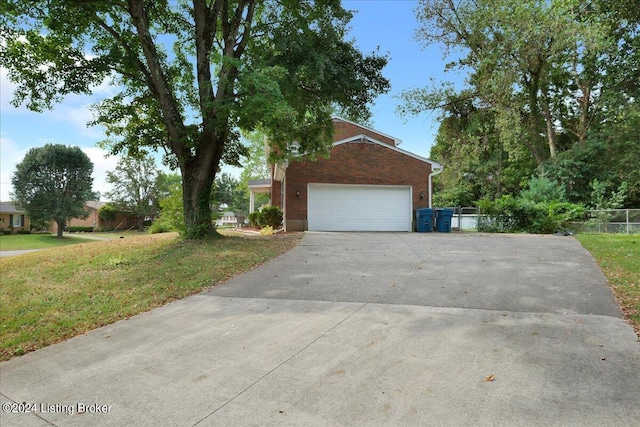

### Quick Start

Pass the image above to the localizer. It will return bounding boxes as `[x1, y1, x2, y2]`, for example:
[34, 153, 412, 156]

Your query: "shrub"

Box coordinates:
[478, 196, 584, 234]
[257, 206, 283, 228]
[259, 225, 274, 236]
[68, 226, 94, 233]
[17, 230, 32, 235]
[248, 212, 260, 228]
[148, 220, 174, 234]
[520, 175, 567, 203]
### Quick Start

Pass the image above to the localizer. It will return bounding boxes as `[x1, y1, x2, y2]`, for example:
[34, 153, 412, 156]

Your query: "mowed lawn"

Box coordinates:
[576, 234, 640, 337]
[0, 233, 100, 250]
[0, 232, 302, 361]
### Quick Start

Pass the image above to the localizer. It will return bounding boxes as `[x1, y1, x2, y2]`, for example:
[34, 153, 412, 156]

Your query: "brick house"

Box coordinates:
[49, 201, 134, 234]
[250, 117, 443, 232]
[0, 202, 30, 233]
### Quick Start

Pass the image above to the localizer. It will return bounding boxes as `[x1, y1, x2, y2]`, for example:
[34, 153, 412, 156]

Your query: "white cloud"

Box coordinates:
[0, 67, 29, 114]
[0, 138, 119, 202]
[51, 103, 105, 140]
[0, 136, 29, 201]
[82, 147, 120, 200]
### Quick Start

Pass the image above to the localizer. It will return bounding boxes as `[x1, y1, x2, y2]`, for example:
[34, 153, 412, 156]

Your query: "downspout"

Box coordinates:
[427, 162, 444, 209]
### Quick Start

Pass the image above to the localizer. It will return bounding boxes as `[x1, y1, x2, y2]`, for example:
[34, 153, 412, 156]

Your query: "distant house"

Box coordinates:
[48, 201, 134, 234]
[0, 202, 30, 233]
[216, 211, 237, 227]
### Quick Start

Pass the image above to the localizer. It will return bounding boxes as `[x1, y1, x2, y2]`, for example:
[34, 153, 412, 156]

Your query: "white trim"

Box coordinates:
[331, 116, 403, 145]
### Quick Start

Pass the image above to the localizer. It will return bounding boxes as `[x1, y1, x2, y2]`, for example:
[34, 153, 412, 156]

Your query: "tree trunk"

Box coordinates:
[541, 97, 558, 158]
[181, 156, 220, 239]
[56, 219, 65, 238]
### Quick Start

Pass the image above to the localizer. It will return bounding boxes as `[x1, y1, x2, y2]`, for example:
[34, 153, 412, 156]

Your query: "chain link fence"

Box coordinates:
[568, 209, 640, 234]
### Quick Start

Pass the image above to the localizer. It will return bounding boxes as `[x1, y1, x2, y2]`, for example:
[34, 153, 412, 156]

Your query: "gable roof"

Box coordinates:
[332, 134, 443, 169]
[85, 201, 107, 210]
[331, 116, 403, 146]
[0, 202, 24, 213]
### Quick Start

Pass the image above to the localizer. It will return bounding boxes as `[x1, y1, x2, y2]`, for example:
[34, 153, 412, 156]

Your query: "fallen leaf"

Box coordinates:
[485, 375, 495, 382]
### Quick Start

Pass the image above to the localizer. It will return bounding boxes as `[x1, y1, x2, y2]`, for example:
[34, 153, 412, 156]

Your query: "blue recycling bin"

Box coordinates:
[416, 208, 433, 232]
[435, 208, 454, 232]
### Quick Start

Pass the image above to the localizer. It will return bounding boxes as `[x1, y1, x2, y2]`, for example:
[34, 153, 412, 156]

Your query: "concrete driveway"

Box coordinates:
[1, 232, 639, 426]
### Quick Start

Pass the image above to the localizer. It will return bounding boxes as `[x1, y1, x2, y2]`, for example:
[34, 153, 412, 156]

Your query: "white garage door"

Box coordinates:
[308, 184, 412, 231]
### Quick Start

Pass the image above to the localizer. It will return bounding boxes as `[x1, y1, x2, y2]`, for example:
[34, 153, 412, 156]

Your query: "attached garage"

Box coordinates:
[307, 183, 412, 232]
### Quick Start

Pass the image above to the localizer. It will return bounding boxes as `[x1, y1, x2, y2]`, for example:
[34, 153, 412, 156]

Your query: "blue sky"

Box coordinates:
[0, 1, 463, 202]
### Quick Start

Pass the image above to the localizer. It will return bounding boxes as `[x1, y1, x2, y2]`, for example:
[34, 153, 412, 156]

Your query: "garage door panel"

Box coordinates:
[308, 184, 411, 232]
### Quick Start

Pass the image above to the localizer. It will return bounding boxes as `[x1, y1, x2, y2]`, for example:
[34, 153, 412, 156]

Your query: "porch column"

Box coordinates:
[249, 190, 256, 213]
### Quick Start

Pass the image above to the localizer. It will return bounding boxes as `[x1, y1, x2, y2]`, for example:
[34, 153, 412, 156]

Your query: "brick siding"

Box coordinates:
[284, 142, 432, 222]
[332, 120, 397, 146]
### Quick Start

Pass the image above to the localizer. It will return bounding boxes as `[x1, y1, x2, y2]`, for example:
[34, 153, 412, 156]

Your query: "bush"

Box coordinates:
[257, 206, 283, 228]
[478, 196, 584, 234]
[17, 230, 32, 235]
[148, 220, 174, 234]
[248, 212, 260, 228]
[259, 225, 274, 236]
[68, 226, 94, 233]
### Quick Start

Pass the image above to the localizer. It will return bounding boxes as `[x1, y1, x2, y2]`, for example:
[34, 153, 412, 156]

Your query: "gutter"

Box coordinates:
[428, 162, 444, 209]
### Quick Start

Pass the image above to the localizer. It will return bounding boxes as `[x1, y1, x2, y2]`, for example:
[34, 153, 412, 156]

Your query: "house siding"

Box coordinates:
[49, 207, 132, 233]
[0, 204, 31, 233]
[283, 142, 432, 230]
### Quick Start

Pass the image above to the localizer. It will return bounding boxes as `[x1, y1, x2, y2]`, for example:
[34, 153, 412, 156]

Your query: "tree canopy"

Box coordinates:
[11, 144, 94, 237]
[106, 153, 160, 230]
[1, 0, 390, 238]
[402, 0, 640, 207]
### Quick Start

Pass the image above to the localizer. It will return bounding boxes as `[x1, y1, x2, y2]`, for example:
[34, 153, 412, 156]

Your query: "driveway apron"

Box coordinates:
[1, 232, 639, 426]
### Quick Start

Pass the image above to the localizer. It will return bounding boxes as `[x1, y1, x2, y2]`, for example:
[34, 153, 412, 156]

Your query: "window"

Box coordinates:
[12, 215, 22, 227]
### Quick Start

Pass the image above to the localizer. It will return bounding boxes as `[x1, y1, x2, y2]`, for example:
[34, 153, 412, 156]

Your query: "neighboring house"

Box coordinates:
[250, 117, 443, 232]
[0, 202, 30, 233]
[216, 211, 238, 227]
[49, 201, 134, 234]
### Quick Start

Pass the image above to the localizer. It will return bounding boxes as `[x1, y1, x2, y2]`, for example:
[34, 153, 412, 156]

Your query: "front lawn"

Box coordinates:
[0, 233, 99, 250]
[576, 234, 640, 338]
[0, 232, 302, 360]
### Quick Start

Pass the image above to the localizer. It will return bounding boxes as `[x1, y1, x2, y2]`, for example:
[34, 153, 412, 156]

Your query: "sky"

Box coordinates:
[0, 0, 463, 202]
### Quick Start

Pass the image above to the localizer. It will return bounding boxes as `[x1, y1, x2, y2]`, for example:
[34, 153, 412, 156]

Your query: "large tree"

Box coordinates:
[403, 0, 631, 165]
[402, 0, 639, 206]
[106, 154, 159, 231]
[11, 144, 94, 237]
[1, 0, 389, 238]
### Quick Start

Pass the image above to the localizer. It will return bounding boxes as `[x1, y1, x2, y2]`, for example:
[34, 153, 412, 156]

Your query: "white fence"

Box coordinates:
[446, 207, 480, 231]
[444, 207, 640, 234]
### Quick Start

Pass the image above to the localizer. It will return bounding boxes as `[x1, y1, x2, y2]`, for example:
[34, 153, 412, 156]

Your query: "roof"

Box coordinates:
[248, 179, 271, 187]
[85, 201, 107, 210]
[221, 211, 236, 217]
[0, 202, 24, 213]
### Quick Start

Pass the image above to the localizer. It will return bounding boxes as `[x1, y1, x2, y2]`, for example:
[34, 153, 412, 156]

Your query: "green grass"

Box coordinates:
[0, 233, 99, 250]
[576, 234, 640, 338]
[0, 232, 302, 360]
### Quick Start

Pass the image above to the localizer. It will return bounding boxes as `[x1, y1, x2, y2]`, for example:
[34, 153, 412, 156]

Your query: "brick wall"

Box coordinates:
[284, 142, 432, 223]
[332, 120, 397, 146]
